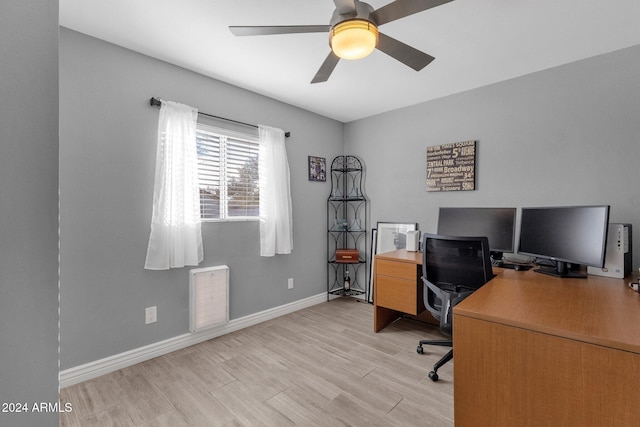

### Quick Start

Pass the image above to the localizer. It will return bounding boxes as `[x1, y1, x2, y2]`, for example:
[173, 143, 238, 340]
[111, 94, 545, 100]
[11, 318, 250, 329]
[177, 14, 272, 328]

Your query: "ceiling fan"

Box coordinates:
[229, 0, 454, 83]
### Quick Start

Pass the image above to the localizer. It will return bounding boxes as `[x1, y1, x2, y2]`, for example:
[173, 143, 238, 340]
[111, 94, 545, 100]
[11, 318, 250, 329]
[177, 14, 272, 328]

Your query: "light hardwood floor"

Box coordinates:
[60, 298, 454, 426]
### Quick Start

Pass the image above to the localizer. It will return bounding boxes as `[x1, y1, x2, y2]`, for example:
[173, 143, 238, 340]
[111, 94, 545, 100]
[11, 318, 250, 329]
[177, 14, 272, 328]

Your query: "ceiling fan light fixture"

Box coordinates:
[330, 19, 378, 60]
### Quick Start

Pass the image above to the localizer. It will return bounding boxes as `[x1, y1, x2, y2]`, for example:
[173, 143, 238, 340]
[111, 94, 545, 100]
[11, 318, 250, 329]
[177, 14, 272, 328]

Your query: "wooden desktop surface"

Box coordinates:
[374, 251, 640, 352]
[453, 268, 640, 426]
[375, 249, 422, 265]
[454, 268, 640, 353]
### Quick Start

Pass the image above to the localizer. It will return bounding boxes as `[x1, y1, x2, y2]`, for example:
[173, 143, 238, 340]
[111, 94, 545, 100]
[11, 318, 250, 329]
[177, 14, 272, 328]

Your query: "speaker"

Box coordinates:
[406, 230, 420, 252]
[587, 223, 632, 279]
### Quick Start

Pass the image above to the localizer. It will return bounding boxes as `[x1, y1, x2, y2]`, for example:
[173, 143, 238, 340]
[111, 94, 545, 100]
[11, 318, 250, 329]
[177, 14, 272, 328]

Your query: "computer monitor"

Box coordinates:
[518, 205, 610, 278]
[437, 207, 516, 261]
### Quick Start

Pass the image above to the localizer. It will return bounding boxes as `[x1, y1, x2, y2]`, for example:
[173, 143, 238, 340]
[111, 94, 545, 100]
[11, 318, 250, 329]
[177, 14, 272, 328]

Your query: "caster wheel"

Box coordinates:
[416, 345, 423, 354]
[428, 371, 439, 382]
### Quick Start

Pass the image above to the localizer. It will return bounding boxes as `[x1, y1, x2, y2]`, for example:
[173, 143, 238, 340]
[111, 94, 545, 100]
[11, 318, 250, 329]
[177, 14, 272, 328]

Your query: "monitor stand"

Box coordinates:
[534, 261, 587, 279]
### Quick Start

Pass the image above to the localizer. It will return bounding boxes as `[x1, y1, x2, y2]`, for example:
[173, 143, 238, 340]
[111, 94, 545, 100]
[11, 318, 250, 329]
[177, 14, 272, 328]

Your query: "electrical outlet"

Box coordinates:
[145, 306, 157, 324]
[288, 278, 294, 289]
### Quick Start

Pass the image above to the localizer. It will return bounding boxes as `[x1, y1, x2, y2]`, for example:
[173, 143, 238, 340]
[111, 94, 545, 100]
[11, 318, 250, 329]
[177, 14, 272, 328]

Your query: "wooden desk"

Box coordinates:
[373, 249, 426, 332]
[453, 268, 640, 426]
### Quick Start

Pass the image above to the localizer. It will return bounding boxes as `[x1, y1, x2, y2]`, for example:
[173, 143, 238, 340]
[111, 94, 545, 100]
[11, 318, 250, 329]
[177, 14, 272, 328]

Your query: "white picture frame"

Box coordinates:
[375, 222, 417, 255]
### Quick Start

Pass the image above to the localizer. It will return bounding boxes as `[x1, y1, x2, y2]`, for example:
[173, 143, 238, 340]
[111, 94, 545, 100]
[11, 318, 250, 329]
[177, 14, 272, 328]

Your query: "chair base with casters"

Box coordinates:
[416, 340, 452, 382]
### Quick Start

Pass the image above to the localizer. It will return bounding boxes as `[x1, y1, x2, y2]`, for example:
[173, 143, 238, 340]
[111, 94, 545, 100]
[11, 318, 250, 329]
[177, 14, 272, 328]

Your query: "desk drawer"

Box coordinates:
[376, 259, 419, 281]
[376, 275, 419, 314]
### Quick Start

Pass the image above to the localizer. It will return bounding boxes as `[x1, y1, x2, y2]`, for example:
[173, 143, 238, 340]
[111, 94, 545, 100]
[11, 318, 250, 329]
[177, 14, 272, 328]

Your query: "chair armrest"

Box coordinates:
[422, 277, 445, 319]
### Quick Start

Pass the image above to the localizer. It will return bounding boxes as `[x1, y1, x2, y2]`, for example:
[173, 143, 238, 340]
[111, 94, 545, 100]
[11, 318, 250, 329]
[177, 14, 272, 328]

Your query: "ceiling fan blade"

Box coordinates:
[311, 52, 341, 84]
[229, 25, 330, 36]
[376, 32, 434, 71]
[372, 0, 454, 26]
[333, 0, 357, 15]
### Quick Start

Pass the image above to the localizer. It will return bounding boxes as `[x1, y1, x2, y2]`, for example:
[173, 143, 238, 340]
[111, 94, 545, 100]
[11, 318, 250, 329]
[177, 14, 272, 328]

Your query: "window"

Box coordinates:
[196, 124, 259, 220]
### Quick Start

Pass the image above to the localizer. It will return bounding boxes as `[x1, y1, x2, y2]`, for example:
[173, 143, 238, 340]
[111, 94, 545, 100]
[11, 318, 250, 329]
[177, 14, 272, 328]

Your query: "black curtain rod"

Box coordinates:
[149, 97, 290, 138]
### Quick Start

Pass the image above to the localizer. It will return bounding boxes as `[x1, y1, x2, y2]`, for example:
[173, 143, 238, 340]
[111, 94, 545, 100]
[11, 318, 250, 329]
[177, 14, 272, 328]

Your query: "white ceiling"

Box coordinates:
[60, 0, 640, 123]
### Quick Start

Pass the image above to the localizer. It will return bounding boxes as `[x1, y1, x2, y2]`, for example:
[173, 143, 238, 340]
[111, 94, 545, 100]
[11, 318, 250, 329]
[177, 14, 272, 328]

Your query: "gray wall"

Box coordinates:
[60, 28, 640, 372]
[346, 44, 640, 269]
[60, 29, 343, 369]
[0, 2, 60, 426]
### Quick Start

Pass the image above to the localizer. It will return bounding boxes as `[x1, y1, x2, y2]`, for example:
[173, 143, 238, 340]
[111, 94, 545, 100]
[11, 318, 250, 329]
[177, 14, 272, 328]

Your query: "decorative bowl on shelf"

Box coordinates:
[331, 219, 348, 231]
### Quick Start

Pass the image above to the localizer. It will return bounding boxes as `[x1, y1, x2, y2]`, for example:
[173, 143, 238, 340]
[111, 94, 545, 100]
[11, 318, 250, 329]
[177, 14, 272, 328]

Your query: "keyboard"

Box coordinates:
[501, 263, 531, 271]
[491, 259, 532, 271]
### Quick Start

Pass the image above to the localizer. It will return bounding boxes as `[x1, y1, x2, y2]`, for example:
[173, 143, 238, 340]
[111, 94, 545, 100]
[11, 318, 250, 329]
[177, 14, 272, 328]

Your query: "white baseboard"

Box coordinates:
[59, 293, 327, 388]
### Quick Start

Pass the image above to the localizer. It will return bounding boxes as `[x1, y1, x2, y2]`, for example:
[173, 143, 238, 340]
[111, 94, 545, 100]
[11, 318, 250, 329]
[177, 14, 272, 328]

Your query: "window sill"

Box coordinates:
[201, 217, 259, 223]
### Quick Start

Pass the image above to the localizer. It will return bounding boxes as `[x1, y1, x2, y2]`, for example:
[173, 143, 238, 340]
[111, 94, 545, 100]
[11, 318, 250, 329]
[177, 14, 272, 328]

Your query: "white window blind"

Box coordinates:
[196, 125, 259, 220]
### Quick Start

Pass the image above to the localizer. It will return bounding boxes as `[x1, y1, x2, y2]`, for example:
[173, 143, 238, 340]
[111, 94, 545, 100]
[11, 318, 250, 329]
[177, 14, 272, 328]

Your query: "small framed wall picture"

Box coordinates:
[426, 140, 477, 192]
[308, 156, 326, 182]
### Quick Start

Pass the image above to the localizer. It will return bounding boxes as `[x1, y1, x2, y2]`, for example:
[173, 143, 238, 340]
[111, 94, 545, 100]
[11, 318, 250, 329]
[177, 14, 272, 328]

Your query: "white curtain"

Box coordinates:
[258, 125, 293, 256]
[145, 99, 203, 270]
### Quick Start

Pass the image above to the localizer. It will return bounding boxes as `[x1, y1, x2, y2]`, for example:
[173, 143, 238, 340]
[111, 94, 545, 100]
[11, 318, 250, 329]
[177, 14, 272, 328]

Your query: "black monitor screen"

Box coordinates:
[437, 207, 516, 254]
[518, 205, 610, 278]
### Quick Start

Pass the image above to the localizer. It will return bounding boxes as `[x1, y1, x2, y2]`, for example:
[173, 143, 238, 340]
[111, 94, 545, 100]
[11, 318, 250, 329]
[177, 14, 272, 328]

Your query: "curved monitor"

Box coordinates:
[518, 205, 610, 278]
[437, 207, 516, 258]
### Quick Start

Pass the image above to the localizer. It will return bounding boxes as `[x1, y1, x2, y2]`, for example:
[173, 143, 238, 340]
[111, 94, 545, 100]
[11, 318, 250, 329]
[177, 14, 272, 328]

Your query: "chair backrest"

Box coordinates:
[422, 233, 495, 334]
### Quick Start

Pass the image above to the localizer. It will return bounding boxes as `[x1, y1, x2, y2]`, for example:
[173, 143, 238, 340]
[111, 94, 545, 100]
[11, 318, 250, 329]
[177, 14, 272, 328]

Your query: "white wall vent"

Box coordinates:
[189, 265, 229, 332]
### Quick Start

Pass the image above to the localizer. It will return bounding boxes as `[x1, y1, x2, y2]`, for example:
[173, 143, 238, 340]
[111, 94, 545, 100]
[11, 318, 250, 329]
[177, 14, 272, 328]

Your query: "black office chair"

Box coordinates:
[416, 233, 494, 381]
